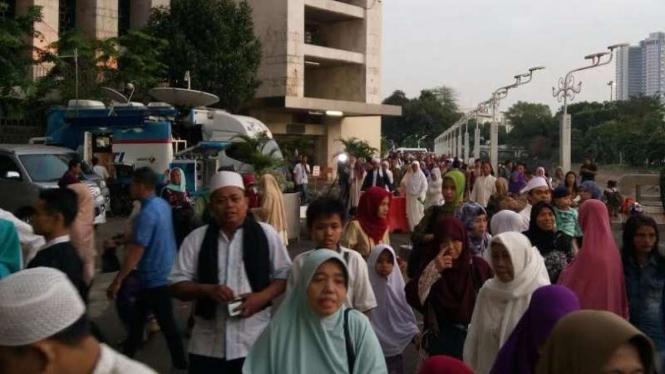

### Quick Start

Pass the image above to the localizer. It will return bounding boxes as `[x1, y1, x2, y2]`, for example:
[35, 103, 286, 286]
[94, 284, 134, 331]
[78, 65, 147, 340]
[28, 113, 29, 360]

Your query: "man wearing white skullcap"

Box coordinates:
[0, 267, 156, 374]
[170, 170, 292, 374]
[518, 176, 552, 226]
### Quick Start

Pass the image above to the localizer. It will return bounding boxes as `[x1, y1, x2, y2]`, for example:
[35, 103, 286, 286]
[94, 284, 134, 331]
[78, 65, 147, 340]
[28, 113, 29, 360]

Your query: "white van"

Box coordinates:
[189, 109, 283, 172]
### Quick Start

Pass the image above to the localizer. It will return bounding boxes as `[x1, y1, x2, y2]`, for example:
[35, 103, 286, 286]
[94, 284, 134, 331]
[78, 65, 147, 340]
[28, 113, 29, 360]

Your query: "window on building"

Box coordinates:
[58, 0, 76, 36]
[118, 0, 130, 36]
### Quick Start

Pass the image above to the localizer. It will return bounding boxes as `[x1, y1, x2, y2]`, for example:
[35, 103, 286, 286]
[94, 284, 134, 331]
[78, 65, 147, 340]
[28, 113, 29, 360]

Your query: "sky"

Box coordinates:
[381, 0, 665, 113]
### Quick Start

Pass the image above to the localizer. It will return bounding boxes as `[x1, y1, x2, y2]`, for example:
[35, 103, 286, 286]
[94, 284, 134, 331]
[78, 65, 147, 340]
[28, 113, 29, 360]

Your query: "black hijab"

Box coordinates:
[524, 201, 559, 256]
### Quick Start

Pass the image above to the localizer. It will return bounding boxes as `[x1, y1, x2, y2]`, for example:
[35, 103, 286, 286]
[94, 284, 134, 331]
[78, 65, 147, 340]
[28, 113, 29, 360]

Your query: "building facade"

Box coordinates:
[616, 32, 665, 102]
[12, 0, 167, 79]
[13, 0, 400, 171]
[241, 0, 401, 172]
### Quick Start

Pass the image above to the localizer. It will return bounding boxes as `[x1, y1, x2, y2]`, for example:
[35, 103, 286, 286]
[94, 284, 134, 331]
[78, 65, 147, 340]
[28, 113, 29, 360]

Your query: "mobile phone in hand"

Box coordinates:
[228, 298, 243, 317]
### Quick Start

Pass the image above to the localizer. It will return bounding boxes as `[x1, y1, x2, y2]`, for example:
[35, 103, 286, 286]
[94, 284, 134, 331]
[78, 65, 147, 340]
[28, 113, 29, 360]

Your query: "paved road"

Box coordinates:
[89, 217, 652, 374]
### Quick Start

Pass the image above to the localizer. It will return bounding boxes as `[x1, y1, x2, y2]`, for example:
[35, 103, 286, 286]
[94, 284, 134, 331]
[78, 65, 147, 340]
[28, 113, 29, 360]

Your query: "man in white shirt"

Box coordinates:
[288, 197, 377, 315]
[293, 155, 310, 204]
[170, 171, 292, 374]
[0, 267, 156, 374]
[470, 160, 497, 208]
[519, 176, 552, 226]
[92, 156, 110, 180]
[0, 208, 44, 265]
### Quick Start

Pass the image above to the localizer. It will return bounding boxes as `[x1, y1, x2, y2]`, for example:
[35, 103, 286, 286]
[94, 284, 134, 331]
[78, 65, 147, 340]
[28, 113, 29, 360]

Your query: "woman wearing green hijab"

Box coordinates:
[243, 250, 387, 374]
[408, 170, 466, 278]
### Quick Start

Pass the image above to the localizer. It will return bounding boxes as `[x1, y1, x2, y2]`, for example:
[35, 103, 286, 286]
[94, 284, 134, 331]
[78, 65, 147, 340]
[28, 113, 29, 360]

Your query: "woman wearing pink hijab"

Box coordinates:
[65, 182, 96, 285]
[557, 199, 629, 318]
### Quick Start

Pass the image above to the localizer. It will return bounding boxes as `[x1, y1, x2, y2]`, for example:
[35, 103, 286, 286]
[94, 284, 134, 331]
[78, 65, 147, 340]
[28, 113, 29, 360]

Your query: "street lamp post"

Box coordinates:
[553, 43, 628, 172]
[489, 66, 545, 172]
[59, 48, 80, 116]
[608, 80, 615, 102]
[417, 135, 428, 150]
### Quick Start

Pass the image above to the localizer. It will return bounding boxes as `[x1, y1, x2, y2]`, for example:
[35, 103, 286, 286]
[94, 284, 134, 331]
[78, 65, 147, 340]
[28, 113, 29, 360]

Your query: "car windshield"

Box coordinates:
[18, 154, 69, 183]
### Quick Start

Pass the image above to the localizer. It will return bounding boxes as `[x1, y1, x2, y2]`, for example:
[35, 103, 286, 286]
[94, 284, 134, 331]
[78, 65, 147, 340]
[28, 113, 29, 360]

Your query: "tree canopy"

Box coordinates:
[0, 2, 41, 116]
[382, 86, 462, 150]
[146, 0, 262, 111]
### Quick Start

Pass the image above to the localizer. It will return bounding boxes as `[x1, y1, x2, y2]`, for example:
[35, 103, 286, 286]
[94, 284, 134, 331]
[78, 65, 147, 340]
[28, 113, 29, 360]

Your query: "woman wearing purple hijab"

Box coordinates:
[489, 285, 580, 374]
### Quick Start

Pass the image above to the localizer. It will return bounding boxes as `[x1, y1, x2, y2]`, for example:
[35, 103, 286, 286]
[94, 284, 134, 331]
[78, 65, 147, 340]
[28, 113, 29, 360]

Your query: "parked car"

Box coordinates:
[0, 144, 109, 225]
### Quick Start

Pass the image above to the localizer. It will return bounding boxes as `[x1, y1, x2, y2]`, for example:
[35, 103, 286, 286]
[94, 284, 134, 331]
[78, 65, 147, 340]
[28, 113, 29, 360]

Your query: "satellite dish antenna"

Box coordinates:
[148, 87, 220, 107]
[101, 87, 129, 103]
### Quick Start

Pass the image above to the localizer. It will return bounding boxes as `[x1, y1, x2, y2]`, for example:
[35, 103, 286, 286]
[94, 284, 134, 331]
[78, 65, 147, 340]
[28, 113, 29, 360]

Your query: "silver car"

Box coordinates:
[0, 144, 108, 225]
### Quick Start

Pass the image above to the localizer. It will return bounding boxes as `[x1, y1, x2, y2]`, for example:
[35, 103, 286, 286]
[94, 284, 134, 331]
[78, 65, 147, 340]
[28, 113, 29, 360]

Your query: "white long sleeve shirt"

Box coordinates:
[470, 175, 497, 207]
[170, 222, 292, 360]
[293, 163, 310, 185]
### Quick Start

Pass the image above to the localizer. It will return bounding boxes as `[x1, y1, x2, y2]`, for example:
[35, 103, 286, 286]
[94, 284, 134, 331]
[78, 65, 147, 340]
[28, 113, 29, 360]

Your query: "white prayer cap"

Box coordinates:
[208, 171, 245, 192]
[0, 267, 85, 346]
[520, 176, 550, 194]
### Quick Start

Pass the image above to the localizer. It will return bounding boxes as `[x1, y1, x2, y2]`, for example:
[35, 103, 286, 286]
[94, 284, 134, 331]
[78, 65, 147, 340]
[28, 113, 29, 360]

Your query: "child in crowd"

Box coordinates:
[603, 180, 624, 218]
[288, 197, 377, 315]
[368, 244, 420, 374]
[552, 186, 583, 240]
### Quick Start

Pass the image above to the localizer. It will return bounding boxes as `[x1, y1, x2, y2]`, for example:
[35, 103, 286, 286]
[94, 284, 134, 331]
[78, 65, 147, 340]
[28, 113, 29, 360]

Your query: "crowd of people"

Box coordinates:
[0, 150, 661, 374]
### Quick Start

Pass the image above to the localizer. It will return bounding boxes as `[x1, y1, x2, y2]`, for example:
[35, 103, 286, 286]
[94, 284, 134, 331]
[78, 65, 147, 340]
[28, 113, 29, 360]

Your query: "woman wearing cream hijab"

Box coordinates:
[257, 174, 289, 246]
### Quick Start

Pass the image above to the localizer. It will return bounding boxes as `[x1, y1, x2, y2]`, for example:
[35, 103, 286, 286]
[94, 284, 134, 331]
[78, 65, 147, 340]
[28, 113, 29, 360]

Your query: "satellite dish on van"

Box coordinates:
[148, 87, 219, 107]
[101, 87, 129, 103]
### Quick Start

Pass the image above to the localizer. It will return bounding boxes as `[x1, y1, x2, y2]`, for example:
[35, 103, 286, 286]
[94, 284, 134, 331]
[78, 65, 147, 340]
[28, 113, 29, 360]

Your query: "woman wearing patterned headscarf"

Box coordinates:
[456, 202, 492, 256]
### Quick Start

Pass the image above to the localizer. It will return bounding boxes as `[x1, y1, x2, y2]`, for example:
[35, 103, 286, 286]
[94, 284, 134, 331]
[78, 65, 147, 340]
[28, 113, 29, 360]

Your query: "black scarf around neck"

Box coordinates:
[195, 215, 270, 320]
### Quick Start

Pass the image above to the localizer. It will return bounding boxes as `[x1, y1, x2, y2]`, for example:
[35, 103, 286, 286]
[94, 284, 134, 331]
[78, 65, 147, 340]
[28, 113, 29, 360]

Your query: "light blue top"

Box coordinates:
[243, 250, 387, 374]
[0, 219, 21, 279]
[133, 195, 177, 288]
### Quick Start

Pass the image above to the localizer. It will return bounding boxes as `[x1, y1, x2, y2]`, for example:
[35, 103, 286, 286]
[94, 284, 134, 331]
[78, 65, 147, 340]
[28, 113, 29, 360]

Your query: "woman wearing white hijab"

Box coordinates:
[405, 161, 428, 231]
[368, 244, 420, 374]
[464, 232, 550, 374]
[490, 210, 528, 235]
[424, 167, 444, 209]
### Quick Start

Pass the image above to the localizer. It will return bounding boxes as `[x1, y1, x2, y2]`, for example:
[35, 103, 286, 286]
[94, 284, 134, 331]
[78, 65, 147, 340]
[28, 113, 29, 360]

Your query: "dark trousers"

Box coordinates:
[124, 286, 188, 369]
[427, 323, 468, 360]
[189, 354, 245, 374]
[296, 184, 307, 204]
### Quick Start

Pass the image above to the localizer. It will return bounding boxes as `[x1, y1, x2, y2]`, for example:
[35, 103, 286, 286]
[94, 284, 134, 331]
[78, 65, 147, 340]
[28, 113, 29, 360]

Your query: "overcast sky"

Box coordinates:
[382, 0, 665, 113]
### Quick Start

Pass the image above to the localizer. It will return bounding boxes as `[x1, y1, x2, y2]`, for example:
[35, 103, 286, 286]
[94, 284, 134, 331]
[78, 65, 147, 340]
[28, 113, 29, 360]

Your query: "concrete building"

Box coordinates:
[241, 0, 401, 172]
[12, 0, 166, 78]
[616, 32, 665, 102]
[616, 46, 643, 101]
[640, 32, 665, 99]
[12, 0, 400, 172]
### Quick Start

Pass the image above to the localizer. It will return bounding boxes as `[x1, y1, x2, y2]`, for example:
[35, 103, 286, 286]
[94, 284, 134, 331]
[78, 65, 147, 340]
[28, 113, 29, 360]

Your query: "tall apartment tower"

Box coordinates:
[616, 46, 643, 101]
[616, 32, 665, 102]
[241, 0, 401, 170]
[640, 32, 665, 98]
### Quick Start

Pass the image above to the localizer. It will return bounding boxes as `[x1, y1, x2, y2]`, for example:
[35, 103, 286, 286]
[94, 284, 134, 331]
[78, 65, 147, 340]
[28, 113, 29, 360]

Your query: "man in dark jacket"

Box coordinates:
[362, 158, 393, 192]
[28, 188, 87, 301]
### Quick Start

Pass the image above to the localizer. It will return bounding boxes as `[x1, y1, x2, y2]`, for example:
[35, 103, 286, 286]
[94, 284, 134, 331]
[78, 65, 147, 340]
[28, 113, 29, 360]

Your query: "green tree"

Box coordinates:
[36, 28, 115, 103]
[338, 137, 378, 160]
[0, 2, 42, 117]
[382, 86, 462, 150]
[104, 30, 168, 101]
[146, 0, 262, 111]
[504, 101, 559, 160]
